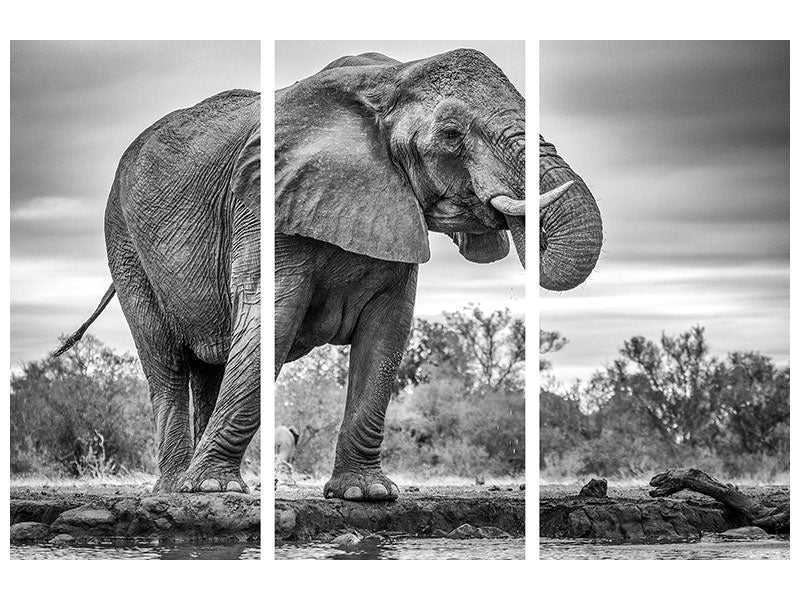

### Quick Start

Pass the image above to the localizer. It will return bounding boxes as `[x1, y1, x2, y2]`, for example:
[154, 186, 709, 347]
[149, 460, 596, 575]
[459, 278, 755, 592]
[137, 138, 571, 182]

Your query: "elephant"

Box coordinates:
[275, 425, 300, 464]
[539, 134, 603, 290]
[54, 89, 261, 494]
[275, 49, 531, 502]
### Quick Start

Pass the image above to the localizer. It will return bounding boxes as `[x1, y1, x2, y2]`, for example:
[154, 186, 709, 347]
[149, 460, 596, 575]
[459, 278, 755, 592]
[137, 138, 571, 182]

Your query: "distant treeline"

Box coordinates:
[276, 306, 525, 479]
[10, 335, 260, 479]
[540, 326, 789, 481]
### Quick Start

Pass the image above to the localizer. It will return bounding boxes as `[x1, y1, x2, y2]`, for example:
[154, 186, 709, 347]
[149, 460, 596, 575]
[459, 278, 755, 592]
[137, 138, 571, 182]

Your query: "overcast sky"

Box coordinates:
[10, 41, 259, 366]
[540, 41, 789, 383]
[276, 40, 526, 320]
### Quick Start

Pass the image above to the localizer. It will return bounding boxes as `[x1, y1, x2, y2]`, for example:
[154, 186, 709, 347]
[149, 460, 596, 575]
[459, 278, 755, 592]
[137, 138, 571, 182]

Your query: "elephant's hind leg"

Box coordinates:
[323, 266, 417, 502]
[179, 300, 260, 493]
[106, 197, 194, 493]
[189, 359, 225, 447]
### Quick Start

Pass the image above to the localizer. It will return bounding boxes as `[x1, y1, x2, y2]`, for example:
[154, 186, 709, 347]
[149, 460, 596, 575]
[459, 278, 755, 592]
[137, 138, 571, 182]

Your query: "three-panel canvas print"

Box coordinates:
[8, 40, 789, 561]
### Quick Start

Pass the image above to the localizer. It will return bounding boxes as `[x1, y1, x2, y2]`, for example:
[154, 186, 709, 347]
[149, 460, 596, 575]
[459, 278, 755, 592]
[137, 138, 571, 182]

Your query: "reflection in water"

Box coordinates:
[276, 537, 525, 560]
[540, 535, 790, 560]
[11, 539, 260, 560]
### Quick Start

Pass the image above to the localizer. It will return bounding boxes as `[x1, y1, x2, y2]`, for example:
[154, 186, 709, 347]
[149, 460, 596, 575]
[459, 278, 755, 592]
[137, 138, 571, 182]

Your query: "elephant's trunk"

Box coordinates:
[539, 135, 603, 291]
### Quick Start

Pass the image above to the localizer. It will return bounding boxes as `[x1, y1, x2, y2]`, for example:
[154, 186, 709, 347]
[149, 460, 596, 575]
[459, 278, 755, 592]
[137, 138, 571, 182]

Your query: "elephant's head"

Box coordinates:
[275, 49, 526, 266]
[539, 135, 603, 290]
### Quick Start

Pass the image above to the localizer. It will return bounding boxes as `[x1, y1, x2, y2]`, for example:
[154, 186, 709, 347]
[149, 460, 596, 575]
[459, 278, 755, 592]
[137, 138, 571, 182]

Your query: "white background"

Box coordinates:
[2, 0, 797, 598]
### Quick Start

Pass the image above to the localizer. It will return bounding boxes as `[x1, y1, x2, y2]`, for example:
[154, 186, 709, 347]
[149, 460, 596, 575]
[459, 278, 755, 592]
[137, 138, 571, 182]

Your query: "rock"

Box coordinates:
[431, 528, 451, 538]
[475, 476, 485, 485]
[275, 505, 297, 540]
[519, 483, 526, 491]
[361, 533, 384, 544]
[406, 486, 420, 492]
[49, 533, 75, 545]
[488, 485, 501, 491]
[331, 532, 361, 546]
[10, 521, 51, 542]
[52, 504, 115, 529]
[447, 524, 482, 539]
[720, 526, 769, 539]
[476, 526, 511, 538]
[579, 478, 608, 498]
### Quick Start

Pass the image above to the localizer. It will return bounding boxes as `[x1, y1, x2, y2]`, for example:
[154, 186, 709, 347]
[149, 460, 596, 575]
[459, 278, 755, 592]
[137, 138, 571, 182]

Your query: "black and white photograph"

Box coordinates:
[9, 40, 261, 559]
[274, 40, 526, 559]
[539, 40, 789, 559]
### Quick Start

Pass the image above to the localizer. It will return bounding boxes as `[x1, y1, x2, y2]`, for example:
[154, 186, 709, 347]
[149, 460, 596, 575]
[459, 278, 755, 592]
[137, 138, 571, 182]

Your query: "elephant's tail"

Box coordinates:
[52, 284, 117, 357]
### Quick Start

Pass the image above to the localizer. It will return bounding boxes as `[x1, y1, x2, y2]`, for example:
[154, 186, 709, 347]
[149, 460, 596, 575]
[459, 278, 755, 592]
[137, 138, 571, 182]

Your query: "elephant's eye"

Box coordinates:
[441, 127, 462, 140]
[438, 126, 464, 150]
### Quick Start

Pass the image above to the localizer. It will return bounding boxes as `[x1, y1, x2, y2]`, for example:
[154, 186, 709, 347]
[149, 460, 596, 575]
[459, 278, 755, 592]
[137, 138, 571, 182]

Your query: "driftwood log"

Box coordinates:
[649, 468, 789, 534]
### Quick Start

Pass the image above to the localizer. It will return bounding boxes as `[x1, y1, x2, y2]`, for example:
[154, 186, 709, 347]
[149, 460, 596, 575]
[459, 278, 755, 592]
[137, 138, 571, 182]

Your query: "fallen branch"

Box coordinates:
[649, 468, 789, 534]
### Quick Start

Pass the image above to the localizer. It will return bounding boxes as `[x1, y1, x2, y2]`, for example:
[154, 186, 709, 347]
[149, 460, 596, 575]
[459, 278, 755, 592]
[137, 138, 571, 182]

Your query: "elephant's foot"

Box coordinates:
[323, 470, 399, 501]
[176, 465, 249, 494]
[152, 472, 188, 494]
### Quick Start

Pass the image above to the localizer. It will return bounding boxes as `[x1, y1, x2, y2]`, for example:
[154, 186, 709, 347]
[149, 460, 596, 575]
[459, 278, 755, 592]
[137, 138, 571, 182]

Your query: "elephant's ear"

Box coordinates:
[275, 66, 430, 264]
[233, 124, 261, 220]
[450, 231, 510, 263]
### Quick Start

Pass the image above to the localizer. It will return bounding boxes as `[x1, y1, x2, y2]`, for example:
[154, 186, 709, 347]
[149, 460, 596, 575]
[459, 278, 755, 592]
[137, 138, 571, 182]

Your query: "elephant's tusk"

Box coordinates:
[540, 180, 574, 211]
[490, 195, 526, 216]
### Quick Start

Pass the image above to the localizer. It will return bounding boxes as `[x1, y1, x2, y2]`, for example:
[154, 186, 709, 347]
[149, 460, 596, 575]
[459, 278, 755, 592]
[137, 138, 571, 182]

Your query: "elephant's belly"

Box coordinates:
[279, 237, 412, 362]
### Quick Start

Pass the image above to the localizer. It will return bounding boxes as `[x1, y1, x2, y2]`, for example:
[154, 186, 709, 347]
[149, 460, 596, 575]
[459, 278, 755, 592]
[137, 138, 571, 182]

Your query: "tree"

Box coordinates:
[540, 330, 568, 371]
[441, 305, 525, 391]
[713, 352, 790, 459]
[611, 326, 720, 450]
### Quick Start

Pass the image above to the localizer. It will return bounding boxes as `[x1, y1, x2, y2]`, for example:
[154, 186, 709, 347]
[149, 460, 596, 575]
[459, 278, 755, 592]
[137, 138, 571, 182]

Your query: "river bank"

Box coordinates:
[11, 483, 260, 547]
[540, 483, 789, 542]
[276, 483, 525, 541]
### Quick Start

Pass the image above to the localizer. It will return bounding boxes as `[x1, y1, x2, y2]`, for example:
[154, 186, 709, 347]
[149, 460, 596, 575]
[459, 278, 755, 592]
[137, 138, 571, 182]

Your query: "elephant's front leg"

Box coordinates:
[324, 268, 417, 502]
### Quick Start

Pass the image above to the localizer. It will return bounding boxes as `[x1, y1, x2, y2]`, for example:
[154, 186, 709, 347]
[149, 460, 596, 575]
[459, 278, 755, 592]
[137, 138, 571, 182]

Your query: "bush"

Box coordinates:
[10, 335, 156, 476]
[539, 327, 790, 482]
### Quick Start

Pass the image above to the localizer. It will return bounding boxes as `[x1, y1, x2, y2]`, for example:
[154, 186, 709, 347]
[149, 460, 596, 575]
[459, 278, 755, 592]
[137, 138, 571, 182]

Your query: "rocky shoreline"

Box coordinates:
[276, 484, 525, 541]
[11, 485, 260, 545]
[540, 482, 789, 542]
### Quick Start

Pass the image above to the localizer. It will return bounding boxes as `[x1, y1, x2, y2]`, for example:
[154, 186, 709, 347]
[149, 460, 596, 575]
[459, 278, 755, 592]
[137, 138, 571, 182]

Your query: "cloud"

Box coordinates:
[541, 41, 789, 383]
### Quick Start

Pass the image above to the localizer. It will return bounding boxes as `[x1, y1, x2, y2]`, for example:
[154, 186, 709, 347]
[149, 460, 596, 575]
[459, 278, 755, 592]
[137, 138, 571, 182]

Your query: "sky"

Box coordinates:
[10, 41, 260, 366]
[276, 40, 526, 320]
[540, 41, 789, 383]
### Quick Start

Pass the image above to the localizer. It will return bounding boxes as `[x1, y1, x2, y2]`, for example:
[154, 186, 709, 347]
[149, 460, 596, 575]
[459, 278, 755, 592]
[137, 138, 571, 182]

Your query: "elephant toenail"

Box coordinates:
[343, 487, 363, 500]
[200, 478, 222, 492]
[390, 484, 400, 496]
[226, 481, 244, 493]
[368, 483, 388, 497]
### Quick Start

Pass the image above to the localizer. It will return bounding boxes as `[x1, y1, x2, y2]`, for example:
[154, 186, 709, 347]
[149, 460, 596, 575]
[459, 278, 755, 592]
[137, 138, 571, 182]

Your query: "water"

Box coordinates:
[11, 539, 260, 560]
[276, 537, 525, 560]
[540, 535, 789, 560]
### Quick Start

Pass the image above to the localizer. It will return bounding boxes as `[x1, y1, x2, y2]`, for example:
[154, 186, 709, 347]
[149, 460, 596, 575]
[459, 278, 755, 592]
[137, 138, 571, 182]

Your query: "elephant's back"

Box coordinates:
[107, 90, 260, 360]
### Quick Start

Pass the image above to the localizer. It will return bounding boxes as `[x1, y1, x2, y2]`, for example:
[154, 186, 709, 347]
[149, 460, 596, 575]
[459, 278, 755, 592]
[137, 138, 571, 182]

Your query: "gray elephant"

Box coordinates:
[275, 49, 530, 502]
[539, 134, 603, 290]
[55, 90, 261, 494]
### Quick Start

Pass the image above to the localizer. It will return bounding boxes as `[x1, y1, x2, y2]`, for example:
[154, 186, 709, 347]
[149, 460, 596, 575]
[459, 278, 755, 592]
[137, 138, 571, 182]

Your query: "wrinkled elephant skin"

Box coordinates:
[539, 135, 603, 290]
[275, 50, 525, 501]
[56, 90, 261, 494]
